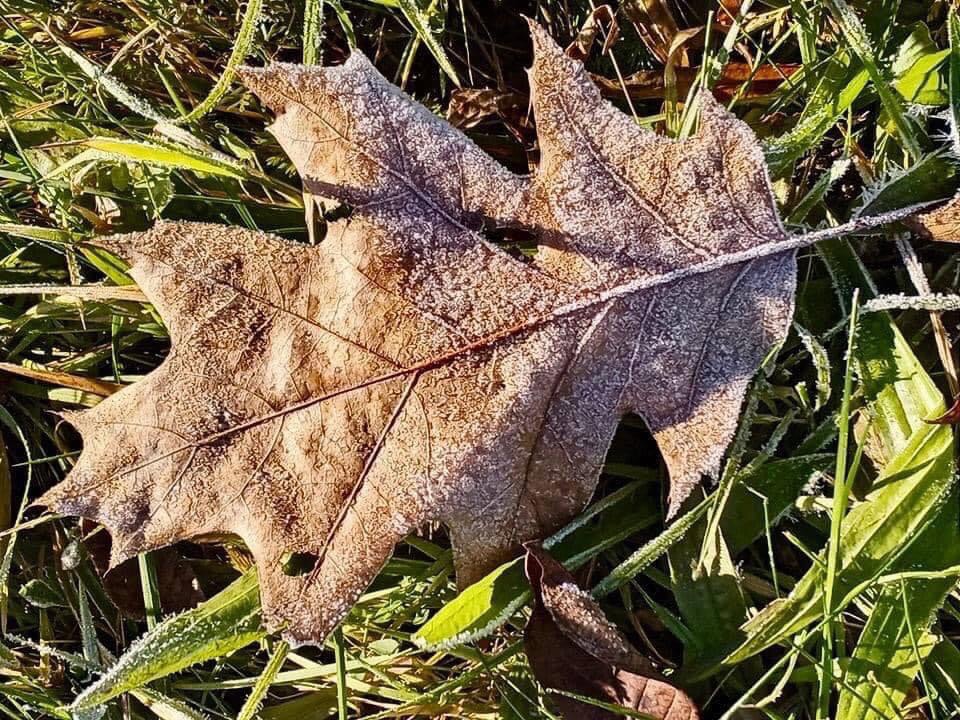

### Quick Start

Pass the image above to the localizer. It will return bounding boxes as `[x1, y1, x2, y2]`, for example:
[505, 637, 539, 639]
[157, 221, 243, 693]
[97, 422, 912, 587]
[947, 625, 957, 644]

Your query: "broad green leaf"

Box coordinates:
[892, 24, 949, 105]
[669, 522, 747, 665]
[73, 570, 264, 709]
[414, 555, 528, 650]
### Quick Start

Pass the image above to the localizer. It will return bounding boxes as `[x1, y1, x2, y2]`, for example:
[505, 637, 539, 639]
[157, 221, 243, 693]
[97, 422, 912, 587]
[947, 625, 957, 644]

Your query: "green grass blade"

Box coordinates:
[926, 639, 960, 716]
[763, 51, 869, 178]
[396, 0, 460, 87]
[817, 290, 859, 718]
[726, 239, 956, 665]
[180, 0, 263, 123]
[332, 629, 348, 720]
[303, 0, 325, 64]
[72, 570, 264, 709]
[129, 687, 210, 720]
[47, 139, 245, 180]
[949, 8, 960, 154]
[56, 43, 168, 124]
[237, 640, 289, 720]
[824, 0, 922, 159]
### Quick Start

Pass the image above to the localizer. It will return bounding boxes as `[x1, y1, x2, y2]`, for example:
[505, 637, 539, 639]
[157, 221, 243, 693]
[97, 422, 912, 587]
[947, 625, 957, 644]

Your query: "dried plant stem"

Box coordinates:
[893, 234, 959, 397]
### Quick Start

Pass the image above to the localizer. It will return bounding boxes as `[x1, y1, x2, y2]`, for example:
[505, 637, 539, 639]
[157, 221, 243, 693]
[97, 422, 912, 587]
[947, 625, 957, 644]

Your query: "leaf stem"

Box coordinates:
[333, 627, 349, 719]
[818, 288, 859, 716]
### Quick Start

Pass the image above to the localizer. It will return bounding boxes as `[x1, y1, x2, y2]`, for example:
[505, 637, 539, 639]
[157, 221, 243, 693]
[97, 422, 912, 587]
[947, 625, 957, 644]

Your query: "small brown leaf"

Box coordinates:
[445, 88, 530, 145]
[914, 192, 960, 242]
[524, 544, 699, 720]
[592, 63, 800, 102]
[81, 522, 204, 619]
[565, 5, 619, 61]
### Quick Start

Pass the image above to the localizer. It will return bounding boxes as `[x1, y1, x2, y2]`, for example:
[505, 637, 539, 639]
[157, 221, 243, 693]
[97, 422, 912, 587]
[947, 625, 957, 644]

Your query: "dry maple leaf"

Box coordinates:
[39, 24, 877, 645]
[524, 544, 699, 720]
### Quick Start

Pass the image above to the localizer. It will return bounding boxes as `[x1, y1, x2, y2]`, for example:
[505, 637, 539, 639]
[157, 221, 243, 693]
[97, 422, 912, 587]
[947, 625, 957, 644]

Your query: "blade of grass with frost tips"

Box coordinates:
[237, 640, 289, 720]
[56, 42, 168, 124]
[669, 522, 747, 666]
[668, 383, 760, 667]
[824, 0, 922, 159]
[949, 9, 960, 155]
[795, 324, 832, 411]
[130, 687, 210, 720]
[787, 158, 852, 225]
[763, 50, 869, 178]
[396, 0, 460, 87]
[0, 407, 31, 630]
[45, 139, 245, 180]
[327, 0, 357, 48]
[0, 224, 79, 244]
[302, 0, 325, 64]
[819, 290, 859, 719]
[180, 0, 263, 123]
[72, 569, 264, 710]
[856, 152, 958, 219]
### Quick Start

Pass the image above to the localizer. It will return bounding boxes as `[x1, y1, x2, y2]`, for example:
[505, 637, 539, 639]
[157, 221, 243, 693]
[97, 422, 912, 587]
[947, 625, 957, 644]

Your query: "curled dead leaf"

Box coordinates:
[927, 395, 960, 425]
[524, 544, 699, 720]
[565, 5, 619, 61]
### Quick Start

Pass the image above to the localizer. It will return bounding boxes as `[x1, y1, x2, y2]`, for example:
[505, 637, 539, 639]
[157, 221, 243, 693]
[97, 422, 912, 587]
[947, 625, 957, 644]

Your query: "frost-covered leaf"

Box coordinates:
[42, 23, 903, 647]
[524, 544, 699, 719]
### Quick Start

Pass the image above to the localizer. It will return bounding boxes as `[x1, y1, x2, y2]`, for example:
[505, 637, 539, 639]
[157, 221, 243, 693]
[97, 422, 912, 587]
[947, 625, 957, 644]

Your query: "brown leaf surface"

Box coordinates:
[524, 544, 699, 720]
[39, 24, 795, 645]
[914, 192, 960, 242]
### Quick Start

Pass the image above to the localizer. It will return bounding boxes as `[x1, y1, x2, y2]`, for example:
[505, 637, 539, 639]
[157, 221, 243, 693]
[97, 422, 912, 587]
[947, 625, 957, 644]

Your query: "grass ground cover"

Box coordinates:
[0, 0, 959, 718]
